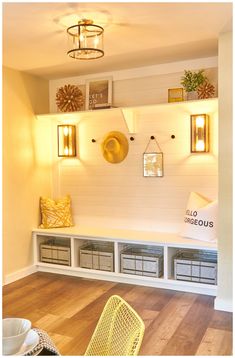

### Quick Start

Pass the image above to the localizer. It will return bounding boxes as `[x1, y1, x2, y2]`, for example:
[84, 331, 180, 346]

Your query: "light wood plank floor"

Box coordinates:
[3, 272, 233, 356]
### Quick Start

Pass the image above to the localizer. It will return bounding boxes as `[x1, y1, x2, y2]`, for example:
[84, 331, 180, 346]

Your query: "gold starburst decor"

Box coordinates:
[56, 84, 84, 112]
[197, 82, 215, 99]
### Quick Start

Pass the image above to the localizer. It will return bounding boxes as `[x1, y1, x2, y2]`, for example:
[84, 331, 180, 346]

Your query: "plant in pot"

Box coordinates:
[181, 70, 207, 100]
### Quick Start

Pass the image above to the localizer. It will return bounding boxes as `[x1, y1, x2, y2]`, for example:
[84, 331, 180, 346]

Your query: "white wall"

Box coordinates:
[215, 32, 233, 312]
[2, 67, 52, 283]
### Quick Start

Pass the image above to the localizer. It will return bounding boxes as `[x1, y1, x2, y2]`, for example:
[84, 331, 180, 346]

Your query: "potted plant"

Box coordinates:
[181, 70, 207, 100]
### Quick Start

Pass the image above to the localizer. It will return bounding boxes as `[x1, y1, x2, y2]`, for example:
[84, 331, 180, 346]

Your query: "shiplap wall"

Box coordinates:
[49, 58, 218, 232]
[50, 99, 218, 233]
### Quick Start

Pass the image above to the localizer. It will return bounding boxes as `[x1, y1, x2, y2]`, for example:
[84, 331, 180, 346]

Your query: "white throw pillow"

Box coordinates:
[180, 192, 218, 243]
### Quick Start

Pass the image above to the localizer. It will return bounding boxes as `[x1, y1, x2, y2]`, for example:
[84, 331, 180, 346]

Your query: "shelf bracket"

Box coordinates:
[121, 108, 137, 134]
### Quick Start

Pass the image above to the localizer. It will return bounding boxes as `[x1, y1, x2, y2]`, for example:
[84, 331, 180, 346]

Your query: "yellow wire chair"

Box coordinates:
[84, 295, 145, 356]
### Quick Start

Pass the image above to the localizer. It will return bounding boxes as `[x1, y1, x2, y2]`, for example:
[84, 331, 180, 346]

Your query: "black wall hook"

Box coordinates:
[91, 139, 96, 143]
[130, 136, 135, 141]
[171, 135, 175, 139]
[150, 135, 155, 140]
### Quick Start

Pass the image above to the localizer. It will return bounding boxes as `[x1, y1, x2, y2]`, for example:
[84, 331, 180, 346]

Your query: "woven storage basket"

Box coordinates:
[40, 241, 71, 266]
[121, 245, 163, 277]
[174, 249, 217, 284]
[80, 242, 114, 272]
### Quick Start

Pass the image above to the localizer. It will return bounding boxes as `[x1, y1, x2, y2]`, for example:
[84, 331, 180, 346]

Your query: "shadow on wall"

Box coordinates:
[3, 67, 51, 169]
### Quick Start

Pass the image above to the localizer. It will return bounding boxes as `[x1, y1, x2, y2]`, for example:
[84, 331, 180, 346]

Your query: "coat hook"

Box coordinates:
[130, 136, 135, 141]
[171, 135, 175, 139]
[91, 139, 96, 143]
[150, 135, 155, 140]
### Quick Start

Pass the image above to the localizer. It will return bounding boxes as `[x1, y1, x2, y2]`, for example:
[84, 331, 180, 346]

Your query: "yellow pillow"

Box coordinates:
[39, 195, 73, 228]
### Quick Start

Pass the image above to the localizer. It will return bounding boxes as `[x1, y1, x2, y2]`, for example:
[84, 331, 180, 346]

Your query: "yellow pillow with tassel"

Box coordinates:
[39, 195, 73, 228]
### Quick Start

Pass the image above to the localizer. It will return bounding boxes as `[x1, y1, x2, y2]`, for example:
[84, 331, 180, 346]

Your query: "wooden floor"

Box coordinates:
[3, 272, 233, 356]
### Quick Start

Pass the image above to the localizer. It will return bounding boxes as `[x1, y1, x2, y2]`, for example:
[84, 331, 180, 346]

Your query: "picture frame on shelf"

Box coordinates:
[143, 152, 164, 177]
[168, 88, 184, 103]
[85, 77, 112, 110]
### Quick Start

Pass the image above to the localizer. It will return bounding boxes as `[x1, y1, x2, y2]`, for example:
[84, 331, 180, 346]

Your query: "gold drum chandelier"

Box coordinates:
[67, 19, 104, 60]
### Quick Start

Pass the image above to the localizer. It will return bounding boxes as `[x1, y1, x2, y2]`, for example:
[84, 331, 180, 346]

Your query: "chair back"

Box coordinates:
[84, 295, 145, 356]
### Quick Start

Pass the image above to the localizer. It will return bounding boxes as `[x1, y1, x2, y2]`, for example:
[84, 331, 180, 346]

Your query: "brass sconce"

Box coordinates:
[190, 114, 209, 153]
[57, 125, 76, 157]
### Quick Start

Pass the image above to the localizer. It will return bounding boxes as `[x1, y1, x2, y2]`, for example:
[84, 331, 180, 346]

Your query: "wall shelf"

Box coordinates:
[36, 98, 218, 134]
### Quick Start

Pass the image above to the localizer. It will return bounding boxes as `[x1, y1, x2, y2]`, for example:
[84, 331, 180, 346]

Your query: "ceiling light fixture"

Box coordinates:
[67, 19, 104, 60]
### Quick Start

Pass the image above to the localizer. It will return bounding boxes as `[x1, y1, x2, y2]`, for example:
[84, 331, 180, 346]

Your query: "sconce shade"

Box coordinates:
[67, 19, 104, 60]
[58, 125, 76, 157]
[190, 114, 209, 153]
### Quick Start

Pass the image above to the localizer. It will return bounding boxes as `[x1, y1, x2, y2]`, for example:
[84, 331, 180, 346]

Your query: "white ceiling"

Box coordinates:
[2, 2, 232, 79]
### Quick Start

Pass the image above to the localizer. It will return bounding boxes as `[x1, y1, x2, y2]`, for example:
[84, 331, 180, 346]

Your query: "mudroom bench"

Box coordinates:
[32, 226, 217, 296]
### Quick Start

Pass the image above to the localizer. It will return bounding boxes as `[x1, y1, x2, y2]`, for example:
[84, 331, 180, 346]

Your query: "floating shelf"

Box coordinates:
[35, 98, 218, 134]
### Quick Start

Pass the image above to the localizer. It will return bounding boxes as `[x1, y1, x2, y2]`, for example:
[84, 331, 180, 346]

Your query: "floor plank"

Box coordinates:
[196, 328, 233, 356]
[209, 310, 233, 331]
[161, 295, 214, 356]
[47, 332, 73, 354]
[2, 272, 233, 356]
[139, 292, 197, 355]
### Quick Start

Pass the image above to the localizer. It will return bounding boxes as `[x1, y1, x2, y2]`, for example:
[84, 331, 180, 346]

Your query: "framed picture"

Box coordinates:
[85, 77, 112, 110]
[168, 88, 184, 103]
[143, 152, 164, 177]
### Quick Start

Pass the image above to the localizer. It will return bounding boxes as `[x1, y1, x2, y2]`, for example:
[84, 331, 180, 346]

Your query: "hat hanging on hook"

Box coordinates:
[101, 131, 129, 164]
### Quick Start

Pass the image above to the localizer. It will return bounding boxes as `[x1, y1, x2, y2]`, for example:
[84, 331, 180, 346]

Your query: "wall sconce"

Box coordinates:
[190, 114, 209, 153]
[57, 125, 76, 157]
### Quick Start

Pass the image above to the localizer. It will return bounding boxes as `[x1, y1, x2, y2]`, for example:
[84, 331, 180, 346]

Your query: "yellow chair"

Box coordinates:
[84, 295, 145, 356]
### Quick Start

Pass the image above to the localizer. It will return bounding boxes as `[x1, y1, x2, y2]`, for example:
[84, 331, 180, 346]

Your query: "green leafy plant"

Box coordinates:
[180, 70, 207, 92]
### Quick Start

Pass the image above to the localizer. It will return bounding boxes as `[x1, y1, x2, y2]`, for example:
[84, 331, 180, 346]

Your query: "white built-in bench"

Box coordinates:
[32, 226, 217, 296]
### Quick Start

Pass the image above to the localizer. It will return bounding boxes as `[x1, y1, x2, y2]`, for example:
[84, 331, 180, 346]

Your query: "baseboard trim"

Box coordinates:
[214, 297, 233, 312]
[3, 265, 37, 285]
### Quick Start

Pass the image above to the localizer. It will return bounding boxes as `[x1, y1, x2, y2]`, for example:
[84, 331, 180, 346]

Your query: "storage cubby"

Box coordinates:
[36, 235, 71, 266]
[168, 247, 217, 285]
[73, 237, 114, 272]
[33, 228, 218, 295]
[119, 243, 164, 278]
[79, 241, 114, 272]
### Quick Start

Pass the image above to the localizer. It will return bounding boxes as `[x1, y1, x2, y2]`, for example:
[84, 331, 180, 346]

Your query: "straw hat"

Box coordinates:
[101, 131, 129, 163]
